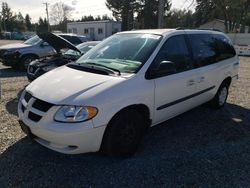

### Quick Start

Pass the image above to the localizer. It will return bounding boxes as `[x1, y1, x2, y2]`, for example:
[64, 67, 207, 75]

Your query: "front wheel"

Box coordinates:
[101, 109, 147, 157]
[210, 83, 229, 109]
[20, 55, 37, 70]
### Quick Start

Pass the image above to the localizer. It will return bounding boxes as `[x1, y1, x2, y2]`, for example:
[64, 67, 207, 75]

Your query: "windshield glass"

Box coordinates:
[64, 43, 97, 57]
[24, 35, 42, 45]
[76, 33, 162, 73]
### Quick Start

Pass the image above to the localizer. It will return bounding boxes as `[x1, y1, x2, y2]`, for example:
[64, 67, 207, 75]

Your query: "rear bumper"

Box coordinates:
[232, 74, 239, 84]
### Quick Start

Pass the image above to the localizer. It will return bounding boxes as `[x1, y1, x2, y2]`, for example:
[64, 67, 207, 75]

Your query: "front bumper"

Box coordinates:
[0, 54, 21, 66]
[19, 119, 106, 154]
[18, 90, 106, 154]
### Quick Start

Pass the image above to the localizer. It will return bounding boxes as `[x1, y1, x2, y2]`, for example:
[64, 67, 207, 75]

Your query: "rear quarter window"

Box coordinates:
[213, 34, 236, 61]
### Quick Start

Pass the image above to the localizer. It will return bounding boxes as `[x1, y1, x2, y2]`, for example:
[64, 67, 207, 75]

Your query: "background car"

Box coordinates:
[0, 32, 88, 70]
[27, 39, 100, 81]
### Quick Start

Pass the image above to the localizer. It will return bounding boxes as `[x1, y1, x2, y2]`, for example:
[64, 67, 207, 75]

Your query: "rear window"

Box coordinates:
[60, 35, 82, 45]
[189, 34, 236, 67]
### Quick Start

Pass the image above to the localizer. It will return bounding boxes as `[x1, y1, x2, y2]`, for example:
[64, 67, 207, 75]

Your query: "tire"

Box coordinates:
[210, 83, 229, 109]
[101, 109, 147, 157]
[20, 55, 37, 70]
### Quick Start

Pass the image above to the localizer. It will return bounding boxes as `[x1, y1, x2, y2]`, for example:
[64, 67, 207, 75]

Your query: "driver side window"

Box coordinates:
[153, 35, 193, 74]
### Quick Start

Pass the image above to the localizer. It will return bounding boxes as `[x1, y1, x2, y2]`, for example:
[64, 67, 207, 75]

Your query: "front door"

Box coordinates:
[152, 34, 197, 125]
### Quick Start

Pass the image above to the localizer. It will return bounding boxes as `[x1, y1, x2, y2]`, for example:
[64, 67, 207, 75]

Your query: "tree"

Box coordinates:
[37, 17, 49, 32]
[50, 2, 74, 25]
[165, 9, 195, 28]
[50, 2, 74, 32]
[1, 2, 14, 31]
[14, 12, 26, 31]
[106, 0, 171, 30]
[81, 15, 95, 22]
[106, 0, 136, 30]
[195, 0, 250, 33]
[136, 0, 171, 29]
[25, 14, 32, 31]
[195, 0, 219, 27]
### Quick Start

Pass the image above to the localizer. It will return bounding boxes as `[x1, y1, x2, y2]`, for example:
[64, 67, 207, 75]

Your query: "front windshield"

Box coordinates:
[76, 33, 162, 74]
[24, 35, 42, 45]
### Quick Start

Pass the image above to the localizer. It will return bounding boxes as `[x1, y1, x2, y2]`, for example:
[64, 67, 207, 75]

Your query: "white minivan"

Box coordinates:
[18, 29, 239, 156]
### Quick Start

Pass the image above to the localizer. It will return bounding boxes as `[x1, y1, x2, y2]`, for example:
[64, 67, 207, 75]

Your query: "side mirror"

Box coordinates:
[146, 61, 176, 79]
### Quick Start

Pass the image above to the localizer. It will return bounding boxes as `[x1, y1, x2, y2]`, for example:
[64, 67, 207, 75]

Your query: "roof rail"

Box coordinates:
[175, 28, 223, 32]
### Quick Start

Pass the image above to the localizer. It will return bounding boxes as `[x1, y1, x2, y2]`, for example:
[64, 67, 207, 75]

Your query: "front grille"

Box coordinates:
[28, 112, 42, 122]
[21, 91, 54, 123]
[24, 92, 32, 103]
[32, 99, 53, 112]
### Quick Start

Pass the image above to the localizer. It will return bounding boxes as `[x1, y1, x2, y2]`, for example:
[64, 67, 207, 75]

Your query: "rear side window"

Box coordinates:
[153, 35, 193, 73]
[189, 34, 236, 67]
[189, 34, 217, 67]
[214, 34, 236, 61]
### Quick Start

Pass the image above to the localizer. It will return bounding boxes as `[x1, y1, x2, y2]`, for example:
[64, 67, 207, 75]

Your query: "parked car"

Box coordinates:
[27, 40, 100, 81]
[18, 29, 239, 156]
[0, 32, 88, 70]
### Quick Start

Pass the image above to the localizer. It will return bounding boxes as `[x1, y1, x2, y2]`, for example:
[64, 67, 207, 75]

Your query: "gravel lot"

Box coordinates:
[0, 39, 250, 187]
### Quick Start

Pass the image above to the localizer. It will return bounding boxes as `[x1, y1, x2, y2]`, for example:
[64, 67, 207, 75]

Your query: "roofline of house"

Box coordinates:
[67, 20, 121, 25]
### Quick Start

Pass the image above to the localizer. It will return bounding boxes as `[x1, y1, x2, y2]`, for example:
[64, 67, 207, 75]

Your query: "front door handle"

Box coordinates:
[187, 80, 195, 86]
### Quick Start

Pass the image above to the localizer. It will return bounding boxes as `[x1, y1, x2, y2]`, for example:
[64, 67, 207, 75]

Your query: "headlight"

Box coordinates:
[54, 106, 98, 123]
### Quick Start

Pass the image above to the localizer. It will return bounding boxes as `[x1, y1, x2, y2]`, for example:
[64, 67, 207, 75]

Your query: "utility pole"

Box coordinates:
[43, 2, 50, 31]
[158, 0, 165, 28]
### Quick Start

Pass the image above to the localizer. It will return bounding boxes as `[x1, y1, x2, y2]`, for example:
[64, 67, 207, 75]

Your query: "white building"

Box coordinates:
[67, 20, 122, 41]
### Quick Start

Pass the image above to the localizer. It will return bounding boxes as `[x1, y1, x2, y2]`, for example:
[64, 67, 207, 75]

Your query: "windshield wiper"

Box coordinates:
[85, 62, 121, 76]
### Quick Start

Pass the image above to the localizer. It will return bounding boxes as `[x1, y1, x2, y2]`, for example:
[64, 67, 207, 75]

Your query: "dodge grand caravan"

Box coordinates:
[18, 29, 239, 156]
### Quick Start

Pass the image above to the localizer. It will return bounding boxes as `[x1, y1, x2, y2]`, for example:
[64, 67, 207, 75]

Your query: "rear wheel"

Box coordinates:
[210, 83, 229, 109]
[101, 109, 147, 157]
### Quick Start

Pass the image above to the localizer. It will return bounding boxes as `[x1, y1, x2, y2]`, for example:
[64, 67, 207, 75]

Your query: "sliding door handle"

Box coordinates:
[187, 80, 195, 86]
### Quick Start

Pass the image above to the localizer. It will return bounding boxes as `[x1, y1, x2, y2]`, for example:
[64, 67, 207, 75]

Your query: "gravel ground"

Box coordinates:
[0, 40, 250, 187]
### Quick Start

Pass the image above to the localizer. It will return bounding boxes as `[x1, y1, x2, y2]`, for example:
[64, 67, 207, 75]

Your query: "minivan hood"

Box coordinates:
[0, 43, 31, 50]
[26, 65, 125, 105]
[37, 32, 81, 54]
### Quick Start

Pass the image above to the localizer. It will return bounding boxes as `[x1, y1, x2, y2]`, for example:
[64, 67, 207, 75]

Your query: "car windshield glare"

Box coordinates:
[24, 35, 42, 45]
[76, 33, 162, 73]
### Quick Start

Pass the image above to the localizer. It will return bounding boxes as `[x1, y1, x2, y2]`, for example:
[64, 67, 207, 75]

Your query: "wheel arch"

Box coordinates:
[108, 104, 152, 128]
[221, 77, 232, 88]
[100, 103, 151, 154]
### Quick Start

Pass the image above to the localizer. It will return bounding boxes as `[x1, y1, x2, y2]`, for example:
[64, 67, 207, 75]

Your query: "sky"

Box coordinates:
[5, 0, 195, 23]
